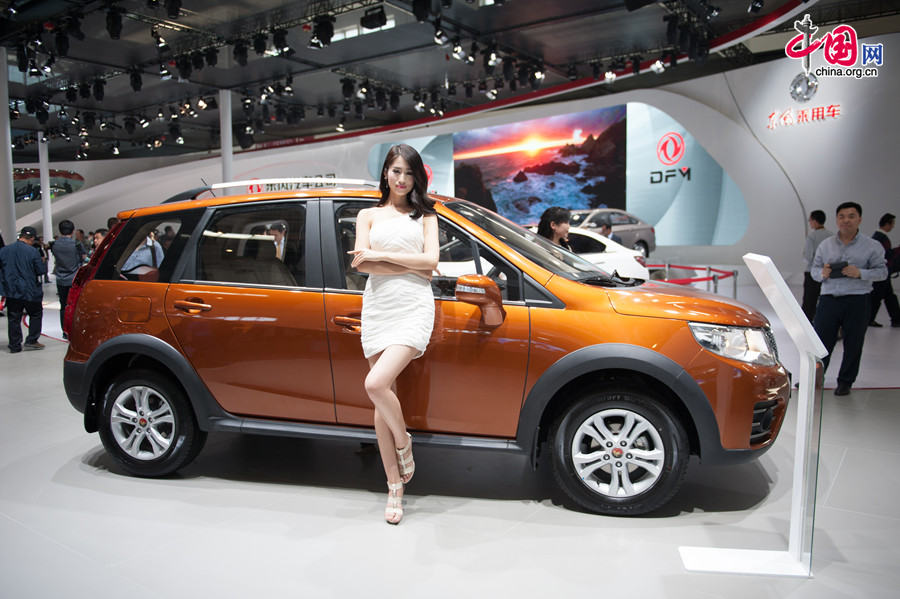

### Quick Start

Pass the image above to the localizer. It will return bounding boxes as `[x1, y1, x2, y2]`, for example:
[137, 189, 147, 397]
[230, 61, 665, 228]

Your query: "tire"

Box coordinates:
[550, 388, 689, 515]
[98, 369, 206, 477]
[633, 241, 649, 258]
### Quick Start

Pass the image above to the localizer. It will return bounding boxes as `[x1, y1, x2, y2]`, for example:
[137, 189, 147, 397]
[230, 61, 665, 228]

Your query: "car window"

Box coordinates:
[567, 232, 607, 254]
[434, 218, 521, 301]
[95, 210, 203, 283]
[610, 212, 630, 225]
[196, 203, 305, 287]
[569, 211, 589, 227]
[333, 203, 521, 301]
[444, 200, 617, 283]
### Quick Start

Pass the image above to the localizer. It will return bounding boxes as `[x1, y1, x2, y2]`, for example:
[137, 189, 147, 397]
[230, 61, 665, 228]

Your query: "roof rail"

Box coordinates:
[161, 177, 380, 204]
[210, 177, 379, 191]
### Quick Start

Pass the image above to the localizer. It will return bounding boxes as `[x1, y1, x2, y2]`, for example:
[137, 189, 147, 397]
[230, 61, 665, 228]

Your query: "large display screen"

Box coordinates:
[452, 106, 626, 226]
[366, 102, 748, 246]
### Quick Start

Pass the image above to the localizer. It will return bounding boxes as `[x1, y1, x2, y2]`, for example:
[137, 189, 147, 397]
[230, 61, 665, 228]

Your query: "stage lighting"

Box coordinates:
[748, 1, 763, 13]
[502, 57, 515, 80]
[176, 55, 192, 79]
[67, 15, 85, 41]
[139, 115, 150, 128]
[165, 0, 181, 19]
[433, 18, 449, 45]
[664, 14, 678, 46]
[360, 6, 387, 30]
[93, 79, 105, 101]
[336, 116, 345, 132]
[83, 112, 96, 129]
[253, 32, 267, 56]
[191, 51, 205, 71]
[28, 60, 40, 77]
[413, 92, 425, 112]
[15, 43, 26, 72]
[341, 78, 355, 100]
[41, 55, 55, 74]
[130, 69, 143, 91]
[205, 47, 218, 67]
[357, 79, 370, 100]
[412, 0, 429, 22]
[309, 15, 335, 49]
[389, 90, 400, 111]
[273, 29, 290, 54]
[650, 58, 665, 74]
[464, 82, 473, 98]
[467, 42, 477, 64]
[160, 62, 171, 79]
[233, 39, 249, 66]
[632, 55, 642, 75]
[106, 8, 122, 39]
[55, 30, 69, 57]
[567, 64, 578, 80]
[112, 141, 120, 155]
[451, 38, 465, 61]
[151, 27, 169, 51]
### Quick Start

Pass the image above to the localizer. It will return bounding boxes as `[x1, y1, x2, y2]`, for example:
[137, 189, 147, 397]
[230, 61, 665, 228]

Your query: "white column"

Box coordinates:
[38, 131, 52, 243]
[0, 46, 17, 242]
[218, 89, 233, 182]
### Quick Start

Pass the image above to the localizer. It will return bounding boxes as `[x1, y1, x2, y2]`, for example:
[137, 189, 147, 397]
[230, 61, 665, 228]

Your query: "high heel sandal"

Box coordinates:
[396, 432, 415, 484]
[385, 482, 404, 525]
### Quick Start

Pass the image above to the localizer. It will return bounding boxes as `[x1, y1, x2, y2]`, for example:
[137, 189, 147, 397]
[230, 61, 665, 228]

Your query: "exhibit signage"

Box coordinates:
[766, 104, 841, 130]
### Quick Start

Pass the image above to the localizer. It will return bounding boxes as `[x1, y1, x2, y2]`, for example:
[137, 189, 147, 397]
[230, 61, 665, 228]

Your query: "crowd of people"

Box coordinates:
[0, 216, 115, 352]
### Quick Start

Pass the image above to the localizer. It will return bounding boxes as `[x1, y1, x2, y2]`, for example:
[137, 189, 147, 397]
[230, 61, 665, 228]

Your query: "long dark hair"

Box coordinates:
[537, 206, 570, 239]
[377, 144, 435, 219]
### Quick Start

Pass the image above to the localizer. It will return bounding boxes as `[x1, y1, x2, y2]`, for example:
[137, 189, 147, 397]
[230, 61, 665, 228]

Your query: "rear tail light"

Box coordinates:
[634, 255, 646, 266]
[63, 221, 125, 336]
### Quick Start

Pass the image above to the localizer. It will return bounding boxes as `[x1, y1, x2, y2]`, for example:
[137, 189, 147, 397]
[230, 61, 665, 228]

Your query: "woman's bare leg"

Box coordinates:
[366, 345, 419, 522]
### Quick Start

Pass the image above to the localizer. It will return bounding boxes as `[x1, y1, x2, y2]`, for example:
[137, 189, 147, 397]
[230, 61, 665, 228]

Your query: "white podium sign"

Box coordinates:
[679, 253, 828, 577]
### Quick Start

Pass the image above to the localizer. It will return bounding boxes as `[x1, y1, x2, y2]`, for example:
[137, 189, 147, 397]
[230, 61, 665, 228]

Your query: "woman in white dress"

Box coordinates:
[349, 144, 439, 524]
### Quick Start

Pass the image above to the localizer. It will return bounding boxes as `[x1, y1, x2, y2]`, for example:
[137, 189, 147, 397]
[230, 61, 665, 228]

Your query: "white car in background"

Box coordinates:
[566, 227, 650, 280]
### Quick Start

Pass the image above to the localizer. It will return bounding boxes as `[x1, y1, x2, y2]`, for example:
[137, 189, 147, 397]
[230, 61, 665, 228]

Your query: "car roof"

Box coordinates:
[116, 188, 453, 220]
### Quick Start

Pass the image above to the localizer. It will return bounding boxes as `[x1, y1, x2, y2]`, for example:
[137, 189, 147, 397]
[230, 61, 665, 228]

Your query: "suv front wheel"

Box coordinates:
[98, 369, 206, 477]
[550, 389, 688, 515]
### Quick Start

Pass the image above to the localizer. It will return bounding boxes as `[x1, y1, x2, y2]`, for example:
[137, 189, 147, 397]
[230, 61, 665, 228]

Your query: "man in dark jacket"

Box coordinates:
[50, 219, 85, 334]
[0, 226, 48, 352]
[869, 212, 899, 327]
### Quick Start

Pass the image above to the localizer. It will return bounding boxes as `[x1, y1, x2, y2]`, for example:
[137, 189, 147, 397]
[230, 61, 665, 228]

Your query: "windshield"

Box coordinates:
[444, 200, 622, 283]
[569, 211, 590, 227]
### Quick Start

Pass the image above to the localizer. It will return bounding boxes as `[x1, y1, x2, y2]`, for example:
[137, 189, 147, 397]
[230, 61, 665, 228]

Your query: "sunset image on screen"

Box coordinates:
[452, 105, 627, 224]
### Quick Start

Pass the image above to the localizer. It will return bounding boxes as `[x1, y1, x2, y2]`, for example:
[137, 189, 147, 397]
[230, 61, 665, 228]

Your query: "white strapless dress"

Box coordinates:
[361, 214, 435, 359]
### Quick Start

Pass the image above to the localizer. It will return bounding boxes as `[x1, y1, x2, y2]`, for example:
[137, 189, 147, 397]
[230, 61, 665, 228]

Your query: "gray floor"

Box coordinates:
[2, 298, 900, 597]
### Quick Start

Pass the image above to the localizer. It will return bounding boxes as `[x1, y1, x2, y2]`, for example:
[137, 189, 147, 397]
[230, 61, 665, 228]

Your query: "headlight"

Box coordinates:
[689, 323, 778, 366]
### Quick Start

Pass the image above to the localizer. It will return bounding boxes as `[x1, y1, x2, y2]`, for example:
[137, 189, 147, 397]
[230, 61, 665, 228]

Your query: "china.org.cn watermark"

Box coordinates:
[785, 14, 884, 78]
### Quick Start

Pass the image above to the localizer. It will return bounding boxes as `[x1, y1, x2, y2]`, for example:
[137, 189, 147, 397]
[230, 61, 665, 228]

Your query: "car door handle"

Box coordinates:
[173, 299, 212, 314]
[333, 315, 362, 333]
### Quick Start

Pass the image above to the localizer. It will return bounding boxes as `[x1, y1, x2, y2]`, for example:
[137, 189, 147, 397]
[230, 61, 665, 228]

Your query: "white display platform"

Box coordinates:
[679, 253, 828, 578]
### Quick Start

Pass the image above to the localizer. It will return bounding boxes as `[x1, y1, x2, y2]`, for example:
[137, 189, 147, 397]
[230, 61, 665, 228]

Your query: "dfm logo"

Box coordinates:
[651, 132, 690, 184]
[656, 132, 685, 165]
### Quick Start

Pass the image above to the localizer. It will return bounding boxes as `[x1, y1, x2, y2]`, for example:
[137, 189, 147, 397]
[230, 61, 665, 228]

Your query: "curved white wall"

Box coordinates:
[18, 32, 898, 282]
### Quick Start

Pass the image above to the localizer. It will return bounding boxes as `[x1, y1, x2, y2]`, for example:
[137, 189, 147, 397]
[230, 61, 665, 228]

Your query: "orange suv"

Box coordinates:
[63, 183, 789, 515]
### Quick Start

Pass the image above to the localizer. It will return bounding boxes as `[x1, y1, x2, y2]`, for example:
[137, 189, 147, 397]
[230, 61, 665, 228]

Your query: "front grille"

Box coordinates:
[750, 399, 778, 445]
[763, 327, 779, 361]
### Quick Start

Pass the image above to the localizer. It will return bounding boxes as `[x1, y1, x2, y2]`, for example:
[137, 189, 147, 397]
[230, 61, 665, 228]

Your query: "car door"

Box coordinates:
[321, 199, 530, 438]
[165, 199, 336, 423]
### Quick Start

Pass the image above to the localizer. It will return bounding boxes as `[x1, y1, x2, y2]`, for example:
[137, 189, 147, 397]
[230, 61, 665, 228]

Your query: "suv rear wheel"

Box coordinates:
[550, 389, 688, 515]
[98, 369, 206, 477]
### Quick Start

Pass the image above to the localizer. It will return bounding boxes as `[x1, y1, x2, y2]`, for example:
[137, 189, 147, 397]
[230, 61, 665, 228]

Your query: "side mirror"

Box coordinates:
[455, 273, 506, 328]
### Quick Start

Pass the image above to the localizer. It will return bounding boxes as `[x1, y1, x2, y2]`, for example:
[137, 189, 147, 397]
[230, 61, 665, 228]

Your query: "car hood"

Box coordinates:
[606, 281, 769, 328]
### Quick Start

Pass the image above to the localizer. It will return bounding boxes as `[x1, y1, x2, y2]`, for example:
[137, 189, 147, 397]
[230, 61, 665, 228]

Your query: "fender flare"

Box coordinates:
[516, 343, 722, 464]
[76, 334, 227, 432]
